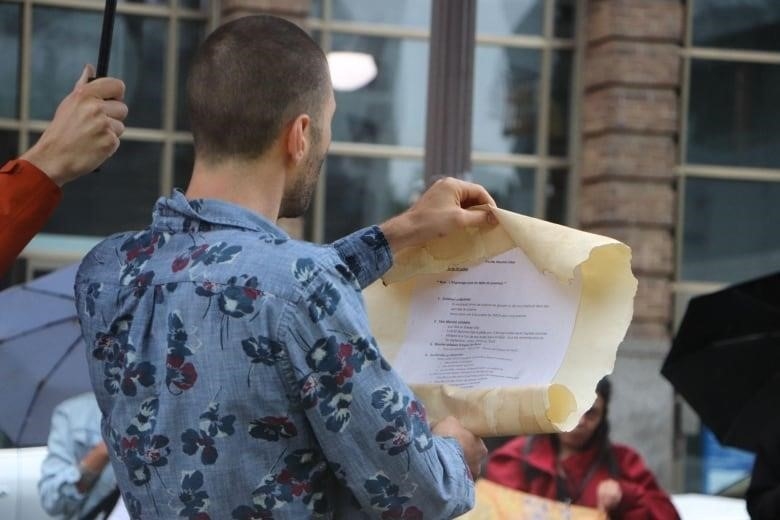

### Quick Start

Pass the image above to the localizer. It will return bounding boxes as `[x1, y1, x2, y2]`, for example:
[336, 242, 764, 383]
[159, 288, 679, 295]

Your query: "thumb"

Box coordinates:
[75, 64, 95, 87]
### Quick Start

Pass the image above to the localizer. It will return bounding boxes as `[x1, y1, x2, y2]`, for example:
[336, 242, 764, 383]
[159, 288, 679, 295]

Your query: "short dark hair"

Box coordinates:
[187, 15, 330, 162]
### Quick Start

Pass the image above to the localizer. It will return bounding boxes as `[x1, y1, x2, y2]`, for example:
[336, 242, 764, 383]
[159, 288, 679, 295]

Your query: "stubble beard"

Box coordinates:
[279, 150, 325, 219]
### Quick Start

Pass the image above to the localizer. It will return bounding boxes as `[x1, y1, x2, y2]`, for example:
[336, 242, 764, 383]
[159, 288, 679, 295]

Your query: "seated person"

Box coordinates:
[38, 393, 120, 520]
[485, 377, 679, 519]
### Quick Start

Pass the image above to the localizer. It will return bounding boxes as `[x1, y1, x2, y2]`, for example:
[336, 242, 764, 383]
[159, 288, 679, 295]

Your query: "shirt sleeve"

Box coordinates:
[331, 225, 393, 289]
[278, 260, 475, 519]
[38, 404, 88, 516]
[0, 159, 61, 275]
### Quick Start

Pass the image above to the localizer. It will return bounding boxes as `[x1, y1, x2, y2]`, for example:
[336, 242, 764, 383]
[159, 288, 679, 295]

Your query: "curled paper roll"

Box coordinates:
[364, 207, 637, 436]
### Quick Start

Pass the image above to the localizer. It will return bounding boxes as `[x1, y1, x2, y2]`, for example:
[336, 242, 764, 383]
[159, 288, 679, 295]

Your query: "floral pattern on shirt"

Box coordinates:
[119, 230, 169, 297]
[181, 399, 236, 465]
[195, 274, 263, 348]
[166, 311, 199, 395]
[299, 334, 388, 433]
[242, 335, 284, 387]
[248, 416, 298, 442]
[372, 387, 434, 460]
[365, 473, 423, 520]
[174, 470, 211, 520]
[92, 316, 156, 396]
[231, 450, 329, 519]
[107, 396, 171, 509]
[171, 241, 242, 273]
[76, 192, 474, 519]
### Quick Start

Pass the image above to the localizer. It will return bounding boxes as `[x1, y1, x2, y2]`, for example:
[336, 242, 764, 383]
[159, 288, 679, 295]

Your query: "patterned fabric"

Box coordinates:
[75, 190, 474, 519]
[38, 392, 118, 519]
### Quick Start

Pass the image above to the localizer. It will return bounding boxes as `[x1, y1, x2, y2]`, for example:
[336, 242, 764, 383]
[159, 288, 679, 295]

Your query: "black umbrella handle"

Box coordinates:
[89, 0, 118, 172]
[96, 0, 117, 78]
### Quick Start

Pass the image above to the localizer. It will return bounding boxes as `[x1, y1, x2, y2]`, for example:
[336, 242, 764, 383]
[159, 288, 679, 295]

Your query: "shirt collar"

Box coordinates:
[151, 189, 289, 240]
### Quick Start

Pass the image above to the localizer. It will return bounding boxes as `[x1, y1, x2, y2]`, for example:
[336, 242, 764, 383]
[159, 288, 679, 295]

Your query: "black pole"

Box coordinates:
[96, 0, 118, 78]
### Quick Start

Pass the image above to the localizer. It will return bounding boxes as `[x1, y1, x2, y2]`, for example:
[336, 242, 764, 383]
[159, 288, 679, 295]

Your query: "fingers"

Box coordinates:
[83, 76, 126, 101]
[456, 180, 497, 208]
[470, 438, 488, 478]
[432, 416, 488, 479]
[108, 117, 126, 138]
[103, 99, 129, 122]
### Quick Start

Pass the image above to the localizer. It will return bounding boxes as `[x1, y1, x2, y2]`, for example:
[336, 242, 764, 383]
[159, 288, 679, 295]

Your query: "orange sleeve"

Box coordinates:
[0, 159, 62, 276]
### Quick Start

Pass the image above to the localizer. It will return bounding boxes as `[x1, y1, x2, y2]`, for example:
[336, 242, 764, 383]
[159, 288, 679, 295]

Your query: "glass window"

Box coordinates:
[0, 130, 18, 163]
[177, 21, 207, 131]
[0, 2, 20, 118]
[687, 59, 780, 169]
[173, 142, 194, 191]
[472, 165, 535, 215]
[546, 168, 567, 223]
[472, 45, 541, 155]
[323, 156, 423, 242]
[476, 0, 543, 36]
[331, 34, 428, 147]
[31, 8, 166, 129]
[549, 50, 572, 156]
[682, 177, 780, 283]
[311, 0, 323, 18]
[178, 0, 207, 10]
[554, 0, 575, 39]
[693, 0, 780, 52]
[331, 0, 431, 27]
[42, 139, 163, 236]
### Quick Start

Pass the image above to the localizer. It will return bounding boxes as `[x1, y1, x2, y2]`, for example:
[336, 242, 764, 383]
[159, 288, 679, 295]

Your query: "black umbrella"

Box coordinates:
[96, 0, 117, 78]
[661, 271, 780, 452]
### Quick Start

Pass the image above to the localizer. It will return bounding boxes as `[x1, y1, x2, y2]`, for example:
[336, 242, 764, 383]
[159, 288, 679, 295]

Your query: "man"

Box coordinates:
[39, 393, 120, 520]
[0, 65, 127, 276]
[76, 15, 490, 519]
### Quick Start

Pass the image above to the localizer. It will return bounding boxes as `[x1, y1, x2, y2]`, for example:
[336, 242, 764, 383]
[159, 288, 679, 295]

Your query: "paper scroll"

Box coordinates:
[364, 207, 637, 435]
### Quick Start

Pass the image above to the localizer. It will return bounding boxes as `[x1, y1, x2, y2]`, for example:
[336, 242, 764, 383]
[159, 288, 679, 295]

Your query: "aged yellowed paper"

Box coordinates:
[364, 206, 637, 435]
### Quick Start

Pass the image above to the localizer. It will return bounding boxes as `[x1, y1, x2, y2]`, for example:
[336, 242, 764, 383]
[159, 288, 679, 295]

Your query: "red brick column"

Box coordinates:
[579, 0, 684, 341]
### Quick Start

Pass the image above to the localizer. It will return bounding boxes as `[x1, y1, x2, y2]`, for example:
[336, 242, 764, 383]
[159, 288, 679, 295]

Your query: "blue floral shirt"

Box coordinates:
[75, 191, 474, 519]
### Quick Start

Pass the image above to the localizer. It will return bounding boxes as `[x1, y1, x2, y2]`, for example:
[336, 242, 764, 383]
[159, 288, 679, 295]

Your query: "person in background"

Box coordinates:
[38, 392, 121, 520]
[486, 377, 680, 519]
[0, 64, 127, 276]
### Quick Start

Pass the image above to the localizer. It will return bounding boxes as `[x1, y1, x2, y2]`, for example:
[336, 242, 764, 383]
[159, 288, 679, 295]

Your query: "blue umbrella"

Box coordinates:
[0, 263, 92, 447]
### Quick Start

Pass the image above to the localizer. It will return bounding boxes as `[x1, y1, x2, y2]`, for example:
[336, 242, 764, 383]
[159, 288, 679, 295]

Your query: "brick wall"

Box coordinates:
[579, 0, 684, 342]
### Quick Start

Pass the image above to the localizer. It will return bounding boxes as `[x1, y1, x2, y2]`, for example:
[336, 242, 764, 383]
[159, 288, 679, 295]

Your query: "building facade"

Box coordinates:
[3, 0, 778, 492]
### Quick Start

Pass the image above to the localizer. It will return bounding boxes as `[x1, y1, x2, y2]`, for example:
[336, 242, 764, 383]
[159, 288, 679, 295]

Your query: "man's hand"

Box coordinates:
[596, 478, 622, 511]
[379, 177, 497, 255]
[21, 64, 127, 187]
[76, 441, 111, 493]
[432, 415, 488, 480]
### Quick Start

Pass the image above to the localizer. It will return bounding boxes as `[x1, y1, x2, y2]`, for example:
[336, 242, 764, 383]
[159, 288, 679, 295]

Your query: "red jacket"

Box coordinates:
[486, 436, 680, 520]
[0, 159, 61, 275]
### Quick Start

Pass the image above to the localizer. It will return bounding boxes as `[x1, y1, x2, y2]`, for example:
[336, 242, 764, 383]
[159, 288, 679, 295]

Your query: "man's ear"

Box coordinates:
[286, 113, 311, 164]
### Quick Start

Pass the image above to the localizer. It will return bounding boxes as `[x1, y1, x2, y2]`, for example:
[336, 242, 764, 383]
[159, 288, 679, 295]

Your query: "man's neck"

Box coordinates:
[185, 156, 285, 222]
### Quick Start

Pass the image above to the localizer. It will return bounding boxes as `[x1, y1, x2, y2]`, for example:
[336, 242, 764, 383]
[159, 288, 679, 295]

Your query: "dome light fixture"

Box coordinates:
[327, 51, 378, 92]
